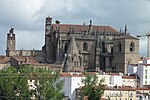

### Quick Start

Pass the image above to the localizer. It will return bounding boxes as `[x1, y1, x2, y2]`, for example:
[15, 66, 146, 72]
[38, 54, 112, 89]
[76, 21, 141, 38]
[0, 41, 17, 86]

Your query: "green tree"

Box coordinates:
[0, 65, 64, 100]
[0, 66, 30, 100]
[81, 73, 105, 100]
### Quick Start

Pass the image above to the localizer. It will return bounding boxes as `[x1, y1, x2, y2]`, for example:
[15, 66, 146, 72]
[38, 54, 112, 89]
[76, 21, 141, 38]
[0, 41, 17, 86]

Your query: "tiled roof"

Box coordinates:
[52, 24, 118, 33]
[11, 56, 38, 64]
[60, 73, 84, 77]
[136, 87, 150, 90]
[122, 75, 137, 79]
[0, 57, 10, 64]
[106, 86, 136, 91]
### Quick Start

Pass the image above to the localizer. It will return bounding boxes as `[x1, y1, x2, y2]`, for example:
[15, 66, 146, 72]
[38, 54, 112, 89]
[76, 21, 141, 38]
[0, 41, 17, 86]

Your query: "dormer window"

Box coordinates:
[83, 42, 88, 51]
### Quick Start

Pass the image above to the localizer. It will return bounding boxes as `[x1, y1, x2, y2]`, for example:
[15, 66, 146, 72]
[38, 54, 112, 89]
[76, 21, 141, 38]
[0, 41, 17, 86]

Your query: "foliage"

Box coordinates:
[81, 73, 105, 100]
[0, 65, 64, 100]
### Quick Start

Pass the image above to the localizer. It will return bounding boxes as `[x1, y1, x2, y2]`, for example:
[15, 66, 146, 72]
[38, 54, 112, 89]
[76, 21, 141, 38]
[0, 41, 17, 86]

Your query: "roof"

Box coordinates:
[60, 73, 84, 77]
[113, 34, 139, 40]
[139, 64, 150, 66]
[105, 86, 136, 91]
[52, 24, 118, 33]
[128, 64, 138, 66]
[136, 87, 150, 90]
[11, 56, 38, 64]
[107, 73, 123, 76]
[122, 75, 138, 79]
[60, 72, 96, 77]
[0, 57, 10, 64]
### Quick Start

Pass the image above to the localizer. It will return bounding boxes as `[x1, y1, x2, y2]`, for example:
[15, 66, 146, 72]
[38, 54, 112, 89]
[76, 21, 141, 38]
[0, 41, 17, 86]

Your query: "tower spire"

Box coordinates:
[125, 24, 127, 34]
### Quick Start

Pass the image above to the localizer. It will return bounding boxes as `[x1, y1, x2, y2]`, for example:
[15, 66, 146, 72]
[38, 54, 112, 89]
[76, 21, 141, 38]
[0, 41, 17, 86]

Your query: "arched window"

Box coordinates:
[130, 42, 135, 52]
[64, 44, 68, 53]
[118, 42, 122, 52]
[83, 42, 88, 51]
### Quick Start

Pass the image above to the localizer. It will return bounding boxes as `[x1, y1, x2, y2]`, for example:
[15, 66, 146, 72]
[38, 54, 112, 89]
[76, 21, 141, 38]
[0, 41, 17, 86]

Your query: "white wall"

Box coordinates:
[71, 77, 83, 100]
[145, 59, 150, 64]
[62, 76, 83, 100]
[110, 75, 122, 86]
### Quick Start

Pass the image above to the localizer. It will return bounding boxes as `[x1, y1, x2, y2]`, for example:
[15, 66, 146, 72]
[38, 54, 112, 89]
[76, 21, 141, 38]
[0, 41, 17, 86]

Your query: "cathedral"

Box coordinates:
[6, 16, 140, 74]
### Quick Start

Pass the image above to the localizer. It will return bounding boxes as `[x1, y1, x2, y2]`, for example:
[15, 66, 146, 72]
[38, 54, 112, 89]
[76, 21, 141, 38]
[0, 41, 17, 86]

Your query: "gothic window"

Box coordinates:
[77, 61, 79, 67]
[111, 47, 113, 53]
[83, 42, 88, 51]
[83, 59, 88, 66]
[130, 42, 135, 52]
[118, 42, 122, 52]
[74, 61, 77, 67]
[64, 44, 68, 53]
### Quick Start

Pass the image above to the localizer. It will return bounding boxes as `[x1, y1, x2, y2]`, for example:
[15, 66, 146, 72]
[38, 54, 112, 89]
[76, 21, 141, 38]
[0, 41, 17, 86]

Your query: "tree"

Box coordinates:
[80, 73, 105, 100]
[0, 66, 30, 100]
[0, 65, 64, 100]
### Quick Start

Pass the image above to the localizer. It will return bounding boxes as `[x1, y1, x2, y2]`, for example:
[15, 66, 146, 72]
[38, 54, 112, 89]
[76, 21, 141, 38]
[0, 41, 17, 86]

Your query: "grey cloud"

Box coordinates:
[0, 0, 149, 56]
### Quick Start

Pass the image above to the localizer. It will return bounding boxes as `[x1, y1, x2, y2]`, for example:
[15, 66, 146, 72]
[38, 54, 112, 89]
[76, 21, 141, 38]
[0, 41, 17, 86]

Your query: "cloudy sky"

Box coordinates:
[0, 0, 150, 56]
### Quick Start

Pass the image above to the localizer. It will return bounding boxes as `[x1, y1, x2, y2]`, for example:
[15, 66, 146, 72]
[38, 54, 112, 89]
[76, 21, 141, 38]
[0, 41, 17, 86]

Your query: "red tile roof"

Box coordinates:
[52, 24, 118, 33]
[11, 56, 38, 64]
[136, 87, 150, 90]
[0, 57, 10, 64]
[60, 73, 84, 77]
[122, 75, 137, 79]
[106, 86, 136, 91]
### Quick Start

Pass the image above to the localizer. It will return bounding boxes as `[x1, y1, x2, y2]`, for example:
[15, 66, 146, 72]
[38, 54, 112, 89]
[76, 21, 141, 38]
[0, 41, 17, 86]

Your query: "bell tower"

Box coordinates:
[45, 16, 52, 35]
[6, 27, 16, 56]
[44, 16, 55, 63]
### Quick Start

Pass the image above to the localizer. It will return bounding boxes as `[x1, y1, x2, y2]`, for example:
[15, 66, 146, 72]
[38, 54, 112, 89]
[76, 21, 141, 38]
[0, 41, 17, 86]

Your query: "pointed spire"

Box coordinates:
[65, 37, 79, 69]
[67, 37, 79, 59]
[125, 24, 127, 34]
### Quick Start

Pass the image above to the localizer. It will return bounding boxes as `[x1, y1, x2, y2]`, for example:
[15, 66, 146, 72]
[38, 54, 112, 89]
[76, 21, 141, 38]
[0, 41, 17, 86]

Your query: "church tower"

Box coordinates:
[45, 16, 52, 35]
[44, 16, 56, 63]
[6, 27, 16, 56]
[112, 34, 139, 74]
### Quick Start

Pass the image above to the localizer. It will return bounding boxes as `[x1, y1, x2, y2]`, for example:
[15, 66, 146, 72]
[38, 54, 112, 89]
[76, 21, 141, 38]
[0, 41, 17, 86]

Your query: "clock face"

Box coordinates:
[47, 25, 50, 29]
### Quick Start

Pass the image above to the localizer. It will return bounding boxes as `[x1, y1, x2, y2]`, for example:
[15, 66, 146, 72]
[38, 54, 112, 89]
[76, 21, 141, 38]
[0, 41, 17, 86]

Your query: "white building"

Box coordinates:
[128, 58, 150, 87]
[61, 72, 138, 100]
[61, 73, 84, 100]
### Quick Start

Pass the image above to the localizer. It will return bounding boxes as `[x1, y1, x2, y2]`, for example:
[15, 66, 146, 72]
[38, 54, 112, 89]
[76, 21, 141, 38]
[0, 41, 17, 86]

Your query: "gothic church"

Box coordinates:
[6, 17, 140, 74]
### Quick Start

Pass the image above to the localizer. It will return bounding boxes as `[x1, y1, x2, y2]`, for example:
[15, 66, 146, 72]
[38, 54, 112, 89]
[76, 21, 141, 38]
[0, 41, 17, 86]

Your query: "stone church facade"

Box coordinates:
[6, 17, 140, 74]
